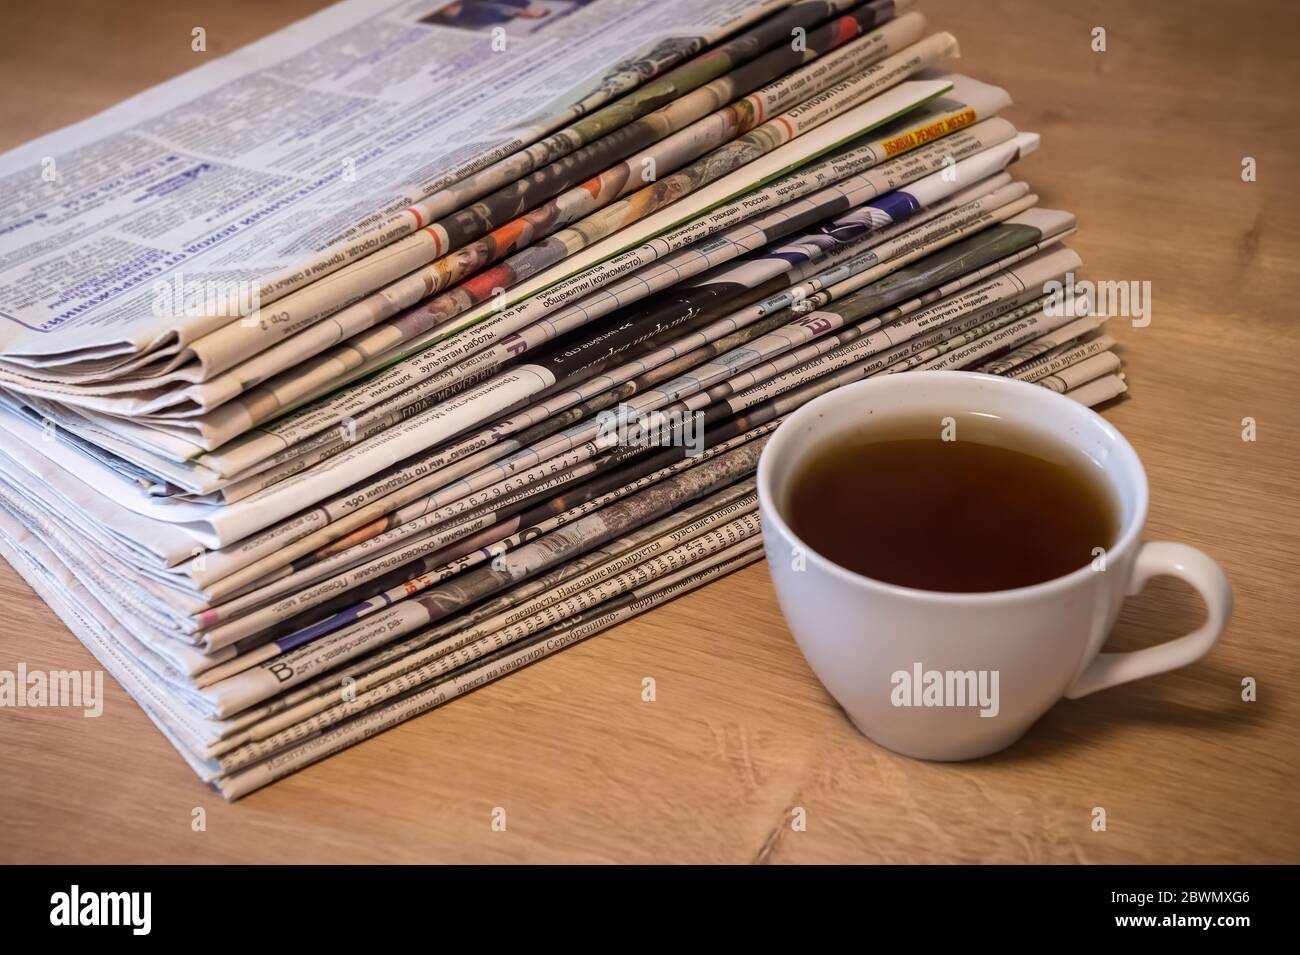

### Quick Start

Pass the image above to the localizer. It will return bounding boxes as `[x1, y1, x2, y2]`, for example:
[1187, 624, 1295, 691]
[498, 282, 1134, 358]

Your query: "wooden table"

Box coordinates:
[1, 0, 1296, 864]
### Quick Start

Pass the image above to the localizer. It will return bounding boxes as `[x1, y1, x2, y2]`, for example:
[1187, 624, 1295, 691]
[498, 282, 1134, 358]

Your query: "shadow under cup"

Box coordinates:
[756, 371, 1150, 760]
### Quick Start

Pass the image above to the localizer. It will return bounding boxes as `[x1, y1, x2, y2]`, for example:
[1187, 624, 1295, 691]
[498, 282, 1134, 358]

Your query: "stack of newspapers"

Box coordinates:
[0, 0, 1124, 797]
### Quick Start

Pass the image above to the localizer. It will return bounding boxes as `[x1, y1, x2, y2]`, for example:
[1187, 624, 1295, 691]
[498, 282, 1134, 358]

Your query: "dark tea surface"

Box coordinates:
[785, 415, 1119, 592]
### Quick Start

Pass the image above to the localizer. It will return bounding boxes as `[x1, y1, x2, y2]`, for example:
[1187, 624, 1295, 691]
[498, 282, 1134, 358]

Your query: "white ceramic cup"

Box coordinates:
[757, 371, 1232, 760]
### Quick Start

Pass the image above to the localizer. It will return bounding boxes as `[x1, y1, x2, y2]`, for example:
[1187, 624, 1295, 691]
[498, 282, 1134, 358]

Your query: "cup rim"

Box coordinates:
[756, 371, 1148, 603]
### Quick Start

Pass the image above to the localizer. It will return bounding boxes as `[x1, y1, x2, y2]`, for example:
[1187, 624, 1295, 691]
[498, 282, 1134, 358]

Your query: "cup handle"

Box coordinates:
[1065, 541, 1232, 699]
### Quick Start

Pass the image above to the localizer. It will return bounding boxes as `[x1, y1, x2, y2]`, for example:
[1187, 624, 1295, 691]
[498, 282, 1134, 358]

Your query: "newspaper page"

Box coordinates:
[0, 13, 933, 415]
[0, 0, 791, 361]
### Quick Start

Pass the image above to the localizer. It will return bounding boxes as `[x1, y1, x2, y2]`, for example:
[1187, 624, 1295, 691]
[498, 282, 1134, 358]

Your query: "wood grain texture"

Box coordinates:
[0, 0, 1296, 864]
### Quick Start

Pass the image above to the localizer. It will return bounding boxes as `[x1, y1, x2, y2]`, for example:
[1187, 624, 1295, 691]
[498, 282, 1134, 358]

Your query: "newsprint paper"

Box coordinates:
[0, 0, 790, 363]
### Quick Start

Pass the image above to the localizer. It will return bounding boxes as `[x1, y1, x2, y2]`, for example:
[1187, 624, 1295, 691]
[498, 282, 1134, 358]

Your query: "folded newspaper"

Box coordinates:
[0, 0, 1125, 799]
